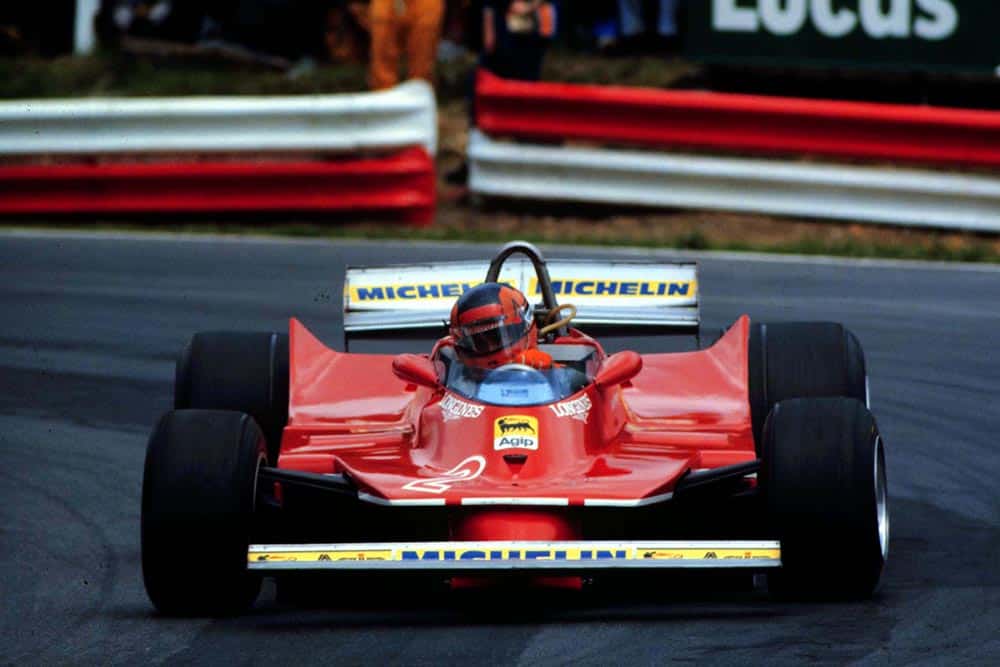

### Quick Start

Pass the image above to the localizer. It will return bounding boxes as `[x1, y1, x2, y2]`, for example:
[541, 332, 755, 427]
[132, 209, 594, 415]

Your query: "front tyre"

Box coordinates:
[761, 397, 888, 599]
[141, 409, 266, 615]
[174, 332, 289, 463]
[748, 322, 868, 453]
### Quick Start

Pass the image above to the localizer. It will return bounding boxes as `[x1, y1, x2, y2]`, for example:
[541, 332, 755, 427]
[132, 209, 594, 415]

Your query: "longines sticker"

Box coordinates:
[440, 394, 484, 421]
[549, 395, 592, 423]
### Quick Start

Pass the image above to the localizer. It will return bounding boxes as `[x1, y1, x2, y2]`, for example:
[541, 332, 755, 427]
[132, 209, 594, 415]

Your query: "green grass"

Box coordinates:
[0, 50, 480, 101]
[541, 52, 696, 88]
[0, 53, 369, 99]
[0, 49, 689, 101]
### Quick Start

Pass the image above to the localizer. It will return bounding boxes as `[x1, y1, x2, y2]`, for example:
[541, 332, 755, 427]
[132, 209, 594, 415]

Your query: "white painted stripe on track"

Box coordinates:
[2, 227, 998, 274]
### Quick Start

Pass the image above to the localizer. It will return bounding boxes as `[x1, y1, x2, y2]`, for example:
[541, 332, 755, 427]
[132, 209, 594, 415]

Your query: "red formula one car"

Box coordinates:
[141, 242, 889, 614]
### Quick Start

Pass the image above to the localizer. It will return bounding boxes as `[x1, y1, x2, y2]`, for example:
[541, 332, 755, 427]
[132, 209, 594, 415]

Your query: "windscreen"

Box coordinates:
[445, 364, 590, 407]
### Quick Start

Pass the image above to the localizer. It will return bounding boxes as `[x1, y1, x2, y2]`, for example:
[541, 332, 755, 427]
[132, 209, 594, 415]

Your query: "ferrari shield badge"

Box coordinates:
[494, 415, 539, 451]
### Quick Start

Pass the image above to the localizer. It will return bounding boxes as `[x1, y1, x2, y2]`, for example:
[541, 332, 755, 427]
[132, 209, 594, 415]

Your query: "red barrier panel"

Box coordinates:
[0, 148, 436, 225]
[476, 70, 1000, 169]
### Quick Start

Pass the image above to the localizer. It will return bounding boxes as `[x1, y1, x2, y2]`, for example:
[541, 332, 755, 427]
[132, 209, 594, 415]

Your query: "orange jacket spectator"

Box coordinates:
[370, 0, 445, 90]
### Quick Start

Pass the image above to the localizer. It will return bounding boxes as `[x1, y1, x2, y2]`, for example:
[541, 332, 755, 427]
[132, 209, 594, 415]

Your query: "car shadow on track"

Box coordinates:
[247, 573, 789, 630]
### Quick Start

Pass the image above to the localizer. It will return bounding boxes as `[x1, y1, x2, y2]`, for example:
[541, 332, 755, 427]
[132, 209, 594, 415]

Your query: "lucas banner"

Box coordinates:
[686, 1, 999, 76]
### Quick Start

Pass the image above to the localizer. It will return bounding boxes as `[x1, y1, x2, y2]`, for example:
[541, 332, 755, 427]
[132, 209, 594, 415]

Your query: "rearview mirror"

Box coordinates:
[595, 351, 642, 391]
[392, 354, 442, 389]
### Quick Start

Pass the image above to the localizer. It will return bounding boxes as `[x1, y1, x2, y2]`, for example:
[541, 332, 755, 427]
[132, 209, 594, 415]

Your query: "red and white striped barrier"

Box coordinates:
[476, 70, 1000, 169]
[472, 71, 1000, 230]
[0, 81, 437, 223]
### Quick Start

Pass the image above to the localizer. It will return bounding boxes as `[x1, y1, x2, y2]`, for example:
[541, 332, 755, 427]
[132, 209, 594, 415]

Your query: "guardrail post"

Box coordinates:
[74, 0, 100, 55]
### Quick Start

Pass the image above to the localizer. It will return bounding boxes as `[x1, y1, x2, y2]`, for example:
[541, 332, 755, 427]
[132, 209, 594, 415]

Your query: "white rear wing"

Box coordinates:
[343, 259, 699, 333]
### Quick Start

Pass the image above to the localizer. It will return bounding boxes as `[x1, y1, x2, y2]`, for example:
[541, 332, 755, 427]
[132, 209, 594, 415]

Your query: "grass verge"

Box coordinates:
[0, 49, 693, 101]
[7, 213, 998, 265]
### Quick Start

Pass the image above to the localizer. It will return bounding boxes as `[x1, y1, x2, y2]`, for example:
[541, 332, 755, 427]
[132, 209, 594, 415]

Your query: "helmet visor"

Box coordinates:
[456, 303, 533, 356]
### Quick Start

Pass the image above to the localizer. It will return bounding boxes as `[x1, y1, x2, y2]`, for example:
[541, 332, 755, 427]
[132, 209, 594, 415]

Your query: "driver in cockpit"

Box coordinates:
[449, 283, 553, 370]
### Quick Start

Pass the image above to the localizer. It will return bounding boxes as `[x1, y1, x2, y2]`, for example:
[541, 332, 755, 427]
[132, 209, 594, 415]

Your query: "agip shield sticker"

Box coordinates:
[494, 415, 539, 450]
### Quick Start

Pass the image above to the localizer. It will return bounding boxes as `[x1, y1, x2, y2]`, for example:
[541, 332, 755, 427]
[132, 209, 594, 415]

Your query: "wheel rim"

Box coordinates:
[874, 436, 890, 560]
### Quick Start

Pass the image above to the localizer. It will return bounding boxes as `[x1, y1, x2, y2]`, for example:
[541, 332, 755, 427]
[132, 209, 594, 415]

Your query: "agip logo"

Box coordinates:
[494, 415, 539, 451]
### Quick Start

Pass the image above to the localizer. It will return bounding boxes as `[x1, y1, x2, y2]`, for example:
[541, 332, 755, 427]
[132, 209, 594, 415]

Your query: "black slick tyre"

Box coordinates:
[141, 409, 266, 615]
[761, 397, 889, 600]
[748, 322, 867, 452]
[175, 331, 288, 462]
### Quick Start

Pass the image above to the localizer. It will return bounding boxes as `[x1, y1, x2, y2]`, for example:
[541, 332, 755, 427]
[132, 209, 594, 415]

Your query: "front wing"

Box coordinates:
[248, 540, 781, 572]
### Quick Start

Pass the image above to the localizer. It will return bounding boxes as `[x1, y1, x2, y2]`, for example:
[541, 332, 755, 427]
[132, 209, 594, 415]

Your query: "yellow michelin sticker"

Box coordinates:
[528, 278, 696, 299]
[493, 415, 539, 451]
[250, 547, 780, 563]
[349, 282, 483, 304]
[347, 278, 697, 304]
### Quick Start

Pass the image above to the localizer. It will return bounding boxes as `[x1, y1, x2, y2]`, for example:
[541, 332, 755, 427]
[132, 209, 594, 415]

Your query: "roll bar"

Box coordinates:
[485, 241, 566, 337]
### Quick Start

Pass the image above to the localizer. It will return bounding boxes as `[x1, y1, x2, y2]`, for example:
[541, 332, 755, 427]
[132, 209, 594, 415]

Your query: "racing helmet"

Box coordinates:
[449, 283, 537, 369]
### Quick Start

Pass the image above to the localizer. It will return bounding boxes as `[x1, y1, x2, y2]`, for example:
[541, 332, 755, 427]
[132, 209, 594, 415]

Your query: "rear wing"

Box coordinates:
[343, 259, 699, 335]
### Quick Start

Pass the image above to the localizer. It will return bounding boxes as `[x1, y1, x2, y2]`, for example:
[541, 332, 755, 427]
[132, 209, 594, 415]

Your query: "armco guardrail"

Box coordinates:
[476, 70, 1000, 169]
[0, 148, 436, 225]
[0, 80, 436, 156]
[468, 130, 1000, 232]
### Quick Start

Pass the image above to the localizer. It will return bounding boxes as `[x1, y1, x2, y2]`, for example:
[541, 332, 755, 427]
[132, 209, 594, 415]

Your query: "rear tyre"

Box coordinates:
[141, 409, 266, 615]
[175, 331, 289, 462]
[748, 322, 867, 452]
[761, 398, 889, 599]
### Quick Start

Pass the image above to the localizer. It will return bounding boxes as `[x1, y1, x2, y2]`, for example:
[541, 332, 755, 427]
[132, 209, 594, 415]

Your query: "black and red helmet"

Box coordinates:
[449, 283, 536, 368]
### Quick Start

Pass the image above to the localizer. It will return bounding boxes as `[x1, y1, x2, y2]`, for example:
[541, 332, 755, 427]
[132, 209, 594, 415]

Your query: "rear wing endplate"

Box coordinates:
[343, 259, 699, 334]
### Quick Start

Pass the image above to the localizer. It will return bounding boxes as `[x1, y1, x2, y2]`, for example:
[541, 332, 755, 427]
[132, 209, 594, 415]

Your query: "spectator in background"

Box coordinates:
[324, 1, 369, 64]
[98, 1, 205, 44]
[480, 0, 556, 82]
[617, 0, 680, 52]
[369, 0, 445, 90]
[0, 2, 76, 56]
[446, 1, 556, 185]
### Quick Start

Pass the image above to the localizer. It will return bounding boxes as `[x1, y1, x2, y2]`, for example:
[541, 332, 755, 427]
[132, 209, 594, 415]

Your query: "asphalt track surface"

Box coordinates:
[2, 232, 998, 666]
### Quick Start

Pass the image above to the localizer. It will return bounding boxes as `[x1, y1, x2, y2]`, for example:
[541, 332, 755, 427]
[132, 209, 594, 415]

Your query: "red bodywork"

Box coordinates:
[278, 316, 754, 542]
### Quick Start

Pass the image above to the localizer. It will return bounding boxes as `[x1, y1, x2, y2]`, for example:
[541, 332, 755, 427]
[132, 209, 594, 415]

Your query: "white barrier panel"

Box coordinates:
[0, 81, 437, 156]
[468, 130, 1000, 232]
